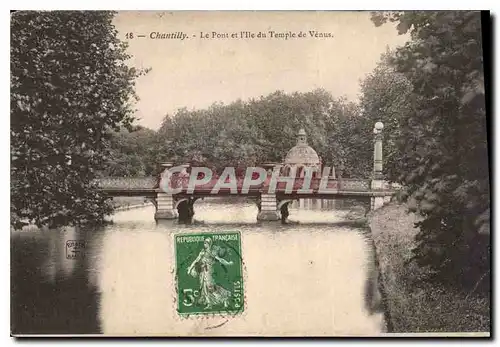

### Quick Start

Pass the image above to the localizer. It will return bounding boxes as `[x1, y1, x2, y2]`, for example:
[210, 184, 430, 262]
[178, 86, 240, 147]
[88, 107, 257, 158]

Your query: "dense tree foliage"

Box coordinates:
[11, 11, 145, 229]
[105, 89, 379, 181]
[151, 90, 370, 178]
[371, 11, 490, 287]
[104, 125, 158, 177]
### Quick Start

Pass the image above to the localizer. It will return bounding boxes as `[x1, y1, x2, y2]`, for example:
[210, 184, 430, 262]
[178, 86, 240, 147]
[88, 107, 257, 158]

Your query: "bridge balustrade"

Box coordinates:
[96, 177, 157, 190]
[96, 175, 384, 196]
[159, 175, 372, 194]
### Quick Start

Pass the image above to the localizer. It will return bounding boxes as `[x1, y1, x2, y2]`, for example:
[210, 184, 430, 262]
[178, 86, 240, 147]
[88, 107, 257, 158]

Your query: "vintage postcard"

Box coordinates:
[10, 10, 491, 337]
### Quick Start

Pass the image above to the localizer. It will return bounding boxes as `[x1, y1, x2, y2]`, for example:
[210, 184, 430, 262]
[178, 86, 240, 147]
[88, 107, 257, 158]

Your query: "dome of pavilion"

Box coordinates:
[284, 128, 321, 166]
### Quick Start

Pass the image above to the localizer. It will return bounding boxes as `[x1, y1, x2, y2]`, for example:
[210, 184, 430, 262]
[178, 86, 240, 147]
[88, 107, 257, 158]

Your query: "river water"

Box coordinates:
[11, 200, 385, 336]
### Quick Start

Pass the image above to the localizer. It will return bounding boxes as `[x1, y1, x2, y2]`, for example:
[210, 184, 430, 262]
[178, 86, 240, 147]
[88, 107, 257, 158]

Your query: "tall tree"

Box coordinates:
[11, 11, 146, 229]
[371, 11, 489, 286]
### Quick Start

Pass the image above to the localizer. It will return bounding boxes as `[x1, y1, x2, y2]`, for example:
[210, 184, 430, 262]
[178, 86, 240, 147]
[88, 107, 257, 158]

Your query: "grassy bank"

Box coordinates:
[369, 203, 490, 333]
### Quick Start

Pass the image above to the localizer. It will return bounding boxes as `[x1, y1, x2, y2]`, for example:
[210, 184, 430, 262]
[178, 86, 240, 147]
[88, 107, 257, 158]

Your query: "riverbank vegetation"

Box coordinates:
[369, 203, 490, 332]
[368, 11, 490, 300]
[366, 12, 490, 331]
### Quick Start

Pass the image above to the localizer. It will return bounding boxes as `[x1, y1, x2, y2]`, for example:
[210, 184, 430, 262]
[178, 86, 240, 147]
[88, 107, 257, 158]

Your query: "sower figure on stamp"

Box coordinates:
[187, 237, 234, 310]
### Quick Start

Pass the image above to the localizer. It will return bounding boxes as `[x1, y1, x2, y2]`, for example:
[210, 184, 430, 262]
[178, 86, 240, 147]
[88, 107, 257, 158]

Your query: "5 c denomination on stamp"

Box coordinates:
[174, 232, 244, 316]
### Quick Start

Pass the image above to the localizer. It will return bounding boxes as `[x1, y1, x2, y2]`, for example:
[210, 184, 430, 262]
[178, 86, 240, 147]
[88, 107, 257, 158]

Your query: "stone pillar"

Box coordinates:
[373, 121, 384, 180]
[155, 162, 178, 220]
[257, 193, 280, 221]
[155, 192, 178, 220]
[256, 162, 281, 221]
[370, 122, 385, 211]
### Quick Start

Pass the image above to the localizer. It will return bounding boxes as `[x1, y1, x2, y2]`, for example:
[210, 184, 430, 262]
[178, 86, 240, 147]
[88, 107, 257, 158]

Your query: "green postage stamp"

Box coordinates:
[174, 231, 244, 316]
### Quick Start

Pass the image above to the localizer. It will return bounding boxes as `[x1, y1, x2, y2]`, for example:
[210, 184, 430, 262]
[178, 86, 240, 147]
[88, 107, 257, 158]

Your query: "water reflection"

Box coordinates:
[11, 200, 384, 336]
[11, 227, 101, 334]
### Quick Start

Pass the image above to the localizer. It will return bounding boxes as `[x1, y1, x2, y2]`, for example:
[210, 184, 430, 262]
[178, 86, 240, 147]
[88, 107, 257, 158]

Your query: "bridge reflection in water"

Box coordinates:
[291, 198, 350, 210]
[11, 201, 386, 336]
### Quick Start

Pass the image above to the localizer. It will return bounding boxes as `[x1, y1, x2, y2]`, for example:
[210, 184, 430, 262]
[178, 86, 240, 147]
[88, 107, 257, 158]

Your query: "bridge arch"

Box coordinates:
[176, 196, 261, 223]
[174, 198, 190, 210]
[174, 197, 201, 224]
[277, 199, 297, 210]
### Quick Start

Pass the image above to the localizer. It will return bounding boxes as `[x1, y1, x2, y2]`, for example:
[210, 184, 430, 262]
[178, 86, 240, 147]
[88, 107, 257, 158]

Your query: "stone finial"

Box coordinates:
[297, 128, 307, 145]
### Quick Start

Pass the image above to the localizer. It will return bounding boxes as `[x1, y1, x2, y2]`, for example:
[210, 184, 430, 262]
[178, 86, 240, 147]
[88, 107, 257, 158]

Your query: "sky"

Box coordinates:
[113, 11, 409, 130]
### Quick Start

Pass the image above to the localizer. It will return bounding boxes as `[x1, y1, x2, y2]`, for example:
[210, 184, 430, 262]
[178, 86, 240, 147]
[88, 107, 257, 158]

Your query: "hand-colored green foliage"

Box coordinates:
[11, 11, 146, 229]
[370, 11, 490, 288]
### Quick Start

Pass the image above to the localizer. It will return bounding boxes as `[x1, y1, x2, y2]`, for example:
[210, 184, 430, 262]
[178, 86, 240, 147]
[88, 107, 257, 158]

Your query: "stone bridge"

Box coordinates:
[96, 122, 395, 223]
[96, 177, 158, 197]
[96, 174, 394, 223]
